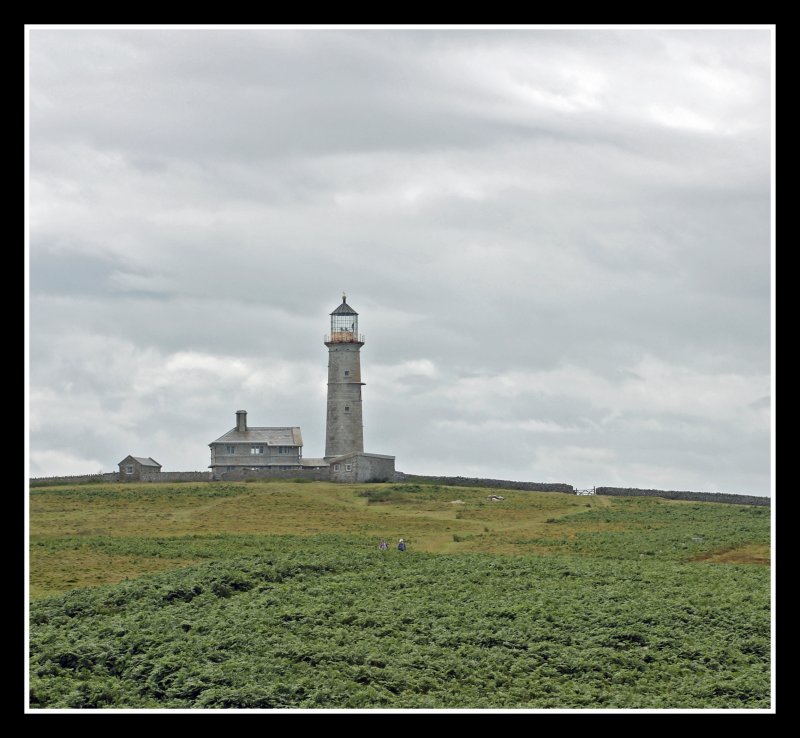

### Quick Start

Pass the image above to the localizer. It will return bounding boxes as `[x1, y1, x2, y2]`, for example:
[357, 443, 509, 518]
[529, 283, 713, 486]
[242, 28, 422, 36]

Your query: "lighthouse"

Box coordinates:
[324, 294, 365, 458]
[209, 294, 394, 482]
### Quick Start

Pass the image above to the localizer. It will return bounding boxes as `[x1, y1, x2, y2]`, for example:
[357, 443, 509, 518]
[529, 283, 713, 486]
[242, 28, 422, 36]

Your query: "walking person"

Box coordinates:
[397, 538, 406, 552]
[379, 539, 388, 551]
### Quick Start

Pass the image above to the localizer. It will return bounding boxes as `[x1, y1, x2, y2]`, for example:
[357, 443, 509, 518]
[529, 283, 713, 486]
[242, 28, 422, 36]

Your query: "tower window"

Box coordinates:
[344, 406, 350, 413]
[344, 370, 350, 376]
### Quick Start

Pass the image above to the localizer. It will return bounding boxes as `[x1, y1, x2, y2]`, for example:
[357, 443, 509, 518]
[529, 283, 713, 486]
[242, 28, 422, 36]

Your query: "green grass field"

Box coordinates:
[28, 481, 771, 709]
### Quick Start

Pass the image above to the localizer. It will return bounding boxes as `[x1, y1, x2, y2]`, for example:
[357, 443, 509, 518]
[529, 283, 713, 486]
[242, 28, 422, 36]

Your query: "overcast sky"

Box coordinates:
[27, 27, 773, 495]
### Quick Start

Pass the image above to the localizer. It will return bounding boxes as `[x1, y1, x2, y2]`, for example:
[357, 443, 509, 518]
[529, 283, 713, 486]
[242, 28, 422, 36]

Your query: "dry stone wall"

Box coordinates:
[595, 486, 769, 506]
[396, 473, 573, 493]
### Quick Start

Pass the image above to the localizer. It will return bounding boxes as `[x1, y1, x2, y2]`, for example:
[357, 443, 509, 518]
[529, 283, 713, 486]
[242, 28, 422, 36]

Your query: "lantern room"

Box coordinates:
[326, 294, 363, 343]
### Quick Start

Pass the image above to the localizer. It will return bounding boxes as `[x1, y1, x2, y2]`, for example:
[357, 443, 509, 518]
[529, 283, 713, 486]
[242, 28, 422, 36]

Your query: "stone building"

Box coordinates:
[327, 451, 396, 483]
[118, 455, 161, 481]
[208, 411, 304, 476]
[209, 295, 395, 483]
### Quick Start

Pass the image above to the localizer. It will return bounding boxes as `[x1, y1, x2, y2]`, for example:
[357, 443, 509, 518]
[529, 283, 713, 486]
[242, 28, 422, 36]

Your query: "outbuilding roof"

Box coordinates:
[210, 427, 303, 447]
[119, 456, 161, 467]
[327, 452, 395, 461]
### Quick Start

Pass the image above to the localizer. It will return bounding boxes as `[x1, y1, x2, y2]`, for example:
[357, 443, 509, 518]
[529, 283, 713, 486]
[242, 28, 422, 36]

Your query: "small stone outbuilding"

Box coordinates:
[118, 455, 162, 482]
[327, 452, 396, 483]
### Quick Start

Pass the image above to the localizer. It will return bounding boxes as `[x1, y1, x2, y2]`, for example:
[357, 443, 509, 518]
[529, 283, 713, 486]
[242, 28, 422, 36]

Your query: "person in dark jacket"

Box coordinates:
[397, 539, 406, 551]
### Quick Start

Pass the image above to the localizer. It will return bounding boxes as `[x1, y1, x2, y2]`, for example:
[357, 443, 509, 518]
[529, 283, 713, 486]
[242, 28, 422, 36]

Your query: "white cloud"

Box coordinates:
[433, 418, 582, 434]
[436, 357, 768, 426]
[649, 105, 717, 133]
[30, 449, 107, 478]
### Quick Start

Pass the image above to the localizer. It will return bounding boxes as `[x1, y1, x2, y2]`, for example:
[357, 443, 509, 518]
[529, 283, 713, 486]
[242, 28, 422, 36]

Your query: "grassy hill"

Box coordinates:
[28, 481, 771, 709]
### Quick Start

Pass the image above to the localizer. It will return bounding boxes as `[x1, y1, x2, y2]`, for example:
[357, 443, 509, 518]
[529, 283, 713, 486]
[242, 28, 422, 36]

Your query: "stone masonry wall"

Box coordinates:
[595, 486, 770, 507]
[329, 454, 395, 483]
[325, 342, 364, 457]
[218, 467, 330, 482]
[396, 473, 574, 493]
[30, 472, 212, 485]
[139, 471, 212, 483]
[29, 472, 119, 486]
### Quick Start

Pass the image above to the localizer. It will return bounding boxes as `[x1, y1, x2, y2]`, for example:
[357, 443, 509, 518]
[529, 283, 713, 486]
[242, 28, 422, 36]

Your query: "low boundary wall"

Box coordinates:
[596, 486, 770, 507]
[396, 473, 573, 493]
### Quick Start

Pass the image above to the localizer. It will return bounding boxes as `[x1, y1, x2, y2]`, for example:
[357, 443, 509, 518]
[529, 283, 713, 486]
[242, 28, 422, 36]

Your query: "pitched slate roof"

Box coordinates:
[119, 456, 161, 467]
[210, 427, 303, 446]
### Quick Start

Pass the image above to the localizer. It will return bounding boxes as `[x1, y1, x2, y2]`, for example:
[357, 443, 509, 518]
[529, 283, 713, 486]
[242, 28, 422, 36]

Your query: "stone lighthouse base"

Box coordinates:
[324, 452, 396, 483]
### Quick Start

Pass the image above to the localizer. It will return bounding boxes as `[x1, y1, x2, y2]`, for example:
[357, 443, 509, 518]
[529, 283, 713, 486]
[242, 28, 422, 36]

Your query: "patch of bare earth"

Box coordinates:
[691, 544, 770, 565]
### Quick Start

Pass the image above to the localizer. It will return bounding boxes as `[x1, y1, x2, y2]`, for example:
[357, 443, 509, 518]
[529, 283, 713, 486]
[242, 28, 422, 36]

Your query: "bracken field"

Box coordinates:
[28, 481, 771, 709]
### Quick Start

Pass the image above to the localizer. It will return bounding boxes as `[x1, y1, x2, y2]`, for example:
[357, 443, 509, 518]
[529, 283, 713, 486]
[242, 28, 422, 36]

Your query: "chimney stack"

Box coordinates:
[236, 410, 247, 432]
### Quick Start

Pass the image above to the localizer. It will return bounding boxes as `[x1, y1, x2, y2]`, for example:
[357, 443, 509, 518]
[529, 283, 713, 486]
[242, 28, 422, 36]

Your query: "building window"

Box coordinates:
[344, 406, 350, 413]
[226, 446, 236, 454]
[227, 466, 234, 472]
[344, 370, 350, 376]
[333, 464, 340, 471]
[345, 464, 352, 472]
[251, 446, 264, 455]
[125, 465, 134, 474]
[278, 446, 292, 454]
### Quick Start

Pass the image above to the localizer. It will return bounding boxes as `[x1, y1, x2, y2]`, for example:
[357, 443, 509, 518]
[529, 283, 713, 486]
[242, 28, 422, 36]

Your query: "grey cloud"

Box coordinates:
[28, 28, 772, 495]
